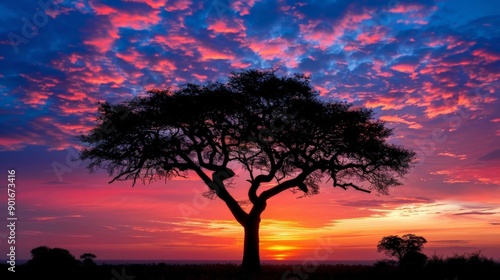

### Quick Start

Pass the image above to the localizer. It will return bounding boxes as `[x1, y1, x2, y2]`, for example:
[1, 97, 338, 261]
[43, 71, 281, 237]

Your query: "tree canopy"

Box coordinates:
[377, 234, 428, 264]
[79, 69, 415, 198]
[78, 68, 416, 272]
[80, 253, 97, 266]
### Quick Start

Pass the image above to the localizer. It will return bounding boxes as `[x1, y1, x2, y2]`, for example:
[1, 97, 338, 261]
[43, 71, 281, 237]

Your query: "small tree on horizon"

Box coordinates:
[80, 253, 97, 266]
[377, 234, 428, 266]
[78, 69, 416, 274]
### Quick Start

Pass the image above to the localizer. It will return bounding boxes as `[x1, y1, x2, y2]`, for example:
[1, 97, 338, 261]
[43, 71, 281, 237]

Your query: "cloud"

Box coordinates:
[340, 197, 434, 208]
[438, 152, 467, 160]
[431, 240, 469, 244]
[453, 211, 499, 216]
[32, 215, 83, 222]
[389, 3, 427, 14]
[380, 115, 423, 129]
[207, 18, 245, 34]
[431, 163, 500, 185]
[356, 27, 388, 45]
[164, 0, 192, 12]
[478, 149, 500, 161]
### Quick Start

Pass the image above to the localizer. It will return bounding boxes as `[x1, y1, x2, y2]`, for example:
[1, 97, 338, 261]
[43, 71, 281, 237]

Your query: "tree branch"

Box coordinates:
[332, 176, 371, 193]
[179, 154, 249, 225]
[259, 170, 311, 201]
[247, 149, 285, 204]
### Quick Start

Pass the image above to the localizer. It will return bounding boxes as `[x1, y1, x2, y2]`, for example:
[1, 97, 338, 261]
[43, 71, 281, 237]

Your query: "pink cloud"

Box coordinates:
[300, 21, 336, 50]
[57, 122, 94, 136]
[197, 46, 235, 61]
[432, 164, 500, 186]
[89, 1, 161, 30]
[116, 50, 149, 69]
[151, 57, 177, 71]
[248, 39, 286, 60]
[371, 59, 394, 78]
[115, 49, 177, 81]
[153, 34, 197, 54]
[380, 115, 422, 129]
[83, 27, 119, 53]
[230, 60, 252, 69]
[356, 27, 387, 45]
[0, 134, 45, 151]
[192, 73, 208, 81]
[57, 88, 88, 102]
[247, 37, 304, 68]
[165, 0, 192, 11]
[426, 38, 447, 48]
[110, 12, 161, 30]
[343, 44, 361, 52]
[124, 0, 166, 9]
[22, 91, 53, 106]
[391, 63, 418, 73]
[364, 95, 408, 111]
[231, 0, 257, 16]
[424, 103, 457, 119]
[438, 152, 467, 160]
[207, 19, 245, 34]
[389, 3, 425, 13]
[314, 85, 330, 97]
[82, 73, 126, 86]
[300, 10, 371, 50]
[473, 49, 500, 63]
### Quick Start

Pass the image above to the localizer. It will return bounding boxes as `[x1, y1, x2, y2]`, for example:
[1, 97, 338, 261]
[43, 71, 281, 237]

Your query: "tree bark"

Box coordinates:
[242, 216, 261, 274]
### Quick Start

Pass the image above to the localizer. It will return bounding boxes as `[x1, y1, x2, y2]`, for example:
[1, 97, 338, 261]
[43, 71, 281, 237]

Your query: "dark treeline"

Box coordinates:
[1, 245, 499, 280]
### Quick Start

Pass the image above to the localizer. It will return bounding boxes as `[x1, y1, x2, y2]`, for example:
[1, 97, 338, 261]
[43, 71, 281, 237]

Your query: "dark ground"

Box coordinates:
[1, 259, 500, 280]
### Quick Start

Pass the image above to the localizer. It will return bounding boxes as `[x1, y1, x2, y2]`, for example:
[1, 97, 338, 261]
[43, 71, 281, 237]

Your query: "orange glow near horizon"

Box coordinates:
[9, 166, 499, 261]
[1, 162, 500, 261]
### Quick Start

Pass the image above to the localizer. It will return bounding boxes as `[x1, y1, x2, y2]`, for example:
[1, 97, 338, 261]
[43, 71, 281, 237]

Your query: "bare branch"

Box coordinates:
[259, 170, 312, 201]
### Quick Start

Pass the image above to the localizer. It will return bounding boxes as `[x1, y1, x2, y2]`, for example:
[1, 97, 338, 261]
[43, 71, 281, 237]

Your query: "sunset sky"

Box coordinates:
[1, 0, 499, 263]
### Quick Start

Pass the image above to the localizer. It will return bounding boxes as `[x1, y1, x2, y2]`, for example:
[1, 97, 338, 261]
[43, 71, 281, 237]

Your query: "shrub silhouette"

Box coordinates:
[400, 251, 428, 268]
[426, 251, 499, 280]
[26, 246, 81, 280]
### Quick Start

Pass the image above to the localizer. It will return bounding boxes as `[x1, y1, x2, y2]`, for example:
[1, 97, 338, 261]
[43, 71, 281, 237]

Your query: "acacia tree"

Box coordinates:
[377, 234, 427, 264]
[78, 69, 415, 273]
[80, 253, 97, 266]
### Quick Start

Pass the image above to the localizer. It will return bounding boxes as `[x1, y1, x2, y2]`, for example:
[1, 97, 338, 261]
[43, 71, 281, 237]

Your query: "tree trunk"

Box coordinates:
[241, 216, 261, 274]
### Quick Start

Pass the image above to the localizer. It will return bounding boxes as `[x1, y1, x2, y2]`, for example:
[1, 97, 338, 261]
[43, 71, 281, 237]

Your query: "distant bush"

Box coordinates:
[374, 259, 398, 269]
[425, 251, 499, 280]
[401, 251, 428, 268]
[1, 259, 499, 280]
[80, 253, 97, 266]
[23, 246, 80, 280]
[1, 247, 498, 280]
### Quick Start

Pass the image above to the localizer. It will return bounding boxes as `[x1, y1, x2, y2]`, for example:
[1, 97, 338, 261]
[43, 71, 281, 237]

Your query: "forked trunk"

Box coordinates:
[241, 216, 261, 275]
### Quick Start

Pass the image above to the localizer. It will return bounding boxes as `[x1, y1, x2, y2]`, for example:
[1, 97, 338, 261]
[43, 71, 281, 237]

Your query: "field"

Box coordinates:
[2, 256, 499, 280]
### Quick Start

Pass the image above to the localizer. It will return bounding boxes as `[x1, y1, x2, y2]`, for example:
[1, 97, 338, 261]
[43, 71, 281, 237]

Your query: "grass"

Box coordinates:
[2, 253, 499, 280]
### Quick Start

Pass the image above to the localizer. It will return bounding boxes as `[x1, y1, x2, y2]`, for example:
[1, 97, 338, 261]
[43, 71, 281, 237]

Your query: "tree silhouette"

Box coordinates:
[78, 69, 416, 273]
[80, 253, 97, 266]
[377, 234, 427, 266]
[28, 246, 79, 267]
[26, 246, 80, 279]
